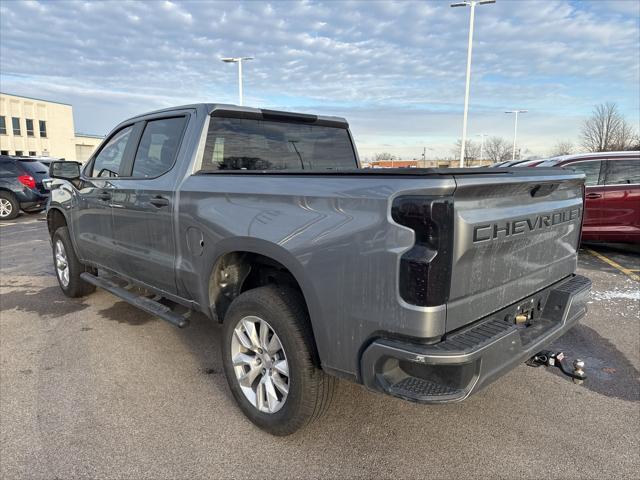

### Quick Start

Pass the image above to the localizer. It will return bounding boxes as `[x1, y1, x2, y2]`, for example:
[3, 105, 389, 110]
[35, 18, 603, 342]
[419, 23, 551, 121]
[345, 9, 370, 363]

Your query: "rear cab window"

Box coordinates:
[199, 117, 357, 172]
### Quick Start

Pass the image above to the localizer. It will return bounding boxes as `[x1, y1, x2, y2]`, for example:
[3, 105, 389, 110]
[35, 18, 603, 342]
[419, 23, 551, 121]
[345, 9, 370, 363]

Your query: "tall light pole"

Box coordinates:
[451, 0, 495, 168]
[505, 109, 527, 161]
[476, 133, 487, 162]
[221, 56, 254, 106]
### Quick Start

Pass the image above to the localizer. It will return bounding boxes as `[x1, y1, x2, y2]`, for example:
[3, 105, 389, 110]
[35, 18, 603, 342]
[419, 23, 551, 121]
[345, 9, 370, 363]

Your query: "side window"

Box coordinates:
[565, 160, 602, 186]
[90, 125, 133, 177]
[131, 117, 186, 178]
[0, 161, 20, 176]
[605, 160, 640, 185]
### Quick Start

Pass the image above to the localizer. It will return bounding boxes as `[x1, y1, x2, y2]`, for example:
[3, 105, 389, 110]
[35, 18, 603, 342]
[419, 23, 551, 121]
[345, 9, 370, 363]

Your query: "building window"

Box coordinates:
[26, 119, 34, 137]
[12, 117, 21, 136]
[0, 116, 6, 135]
[15, 150, 24, 156]
[1, 150, 9, 155]
[39, 120, 47, 138]
[29, 151, 37, 156]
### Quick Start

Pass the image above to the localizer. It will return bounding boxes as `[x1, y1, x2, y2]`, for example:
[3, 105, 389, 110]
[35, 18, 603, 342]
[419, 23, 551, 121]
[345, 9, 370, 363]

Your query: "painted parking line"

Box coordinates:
[587, 248, 640, 282]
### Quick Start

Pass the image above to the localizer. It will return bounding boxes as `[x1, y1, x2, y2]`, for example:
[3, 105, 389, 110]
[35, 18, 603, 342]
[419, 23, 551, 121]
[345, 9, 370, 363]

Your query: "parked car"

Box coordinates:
[489, 159, 530, 167]
[46, 104, 591, 435]
[513, 159, 545, 167]
[0, 155, 50, 220]
[536, 151, 639, 243]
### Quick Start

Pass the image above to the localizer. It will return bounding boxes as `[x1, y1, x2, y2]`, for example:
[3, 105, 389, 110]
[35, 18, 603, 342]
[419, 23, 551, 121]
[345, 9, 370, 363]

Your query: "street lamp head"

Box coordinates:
[221, 57, 254, 63]
[451, 0, 495, 6]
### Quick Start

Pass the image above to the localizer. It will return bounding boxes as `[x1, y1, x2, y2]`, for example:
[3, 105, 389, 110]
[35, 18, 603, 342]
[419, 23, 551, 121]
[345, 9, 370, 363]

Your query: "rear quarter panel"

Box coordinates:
[177, 174, 455, 376]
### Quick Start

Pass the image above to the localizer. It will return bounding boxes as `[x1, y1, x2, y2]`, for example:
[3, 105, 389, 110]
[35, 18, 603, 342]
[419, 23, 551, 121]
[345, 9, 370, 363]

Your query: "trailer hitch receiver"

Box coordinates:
[526, 350, 586, 384]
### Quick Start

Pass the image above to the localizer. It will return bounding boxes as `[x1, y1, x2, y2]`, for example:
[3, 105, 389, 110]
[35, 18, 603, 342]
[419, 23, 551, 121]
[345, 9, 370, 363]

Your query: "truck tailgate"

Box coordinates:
[446, 169, 584, 332]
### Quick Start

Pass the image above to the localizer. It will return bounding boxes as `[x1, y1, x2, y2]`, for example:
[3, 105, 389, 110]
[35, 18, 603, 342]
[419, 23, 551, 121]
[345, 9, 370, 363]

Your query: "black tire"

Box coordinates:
[0, 191, 19, 220]
[51, 226, 96, 298]
[222, 285, 336, 436]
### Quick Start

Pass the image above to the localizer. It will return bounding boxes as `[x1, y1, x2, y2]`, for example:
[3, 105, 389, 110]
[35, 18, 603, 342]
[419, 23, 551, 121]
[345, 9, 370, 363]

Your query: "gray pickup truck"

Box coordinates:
[46, 103, 591, 435]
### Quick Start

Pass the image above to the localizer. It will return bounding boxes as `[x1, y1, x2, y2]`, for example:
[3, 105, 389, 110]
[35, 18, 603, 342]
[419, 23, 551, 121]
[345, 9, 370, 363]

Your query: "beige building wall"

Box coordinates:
[75, 134, 104, 163]
[0, 92, 79, 160]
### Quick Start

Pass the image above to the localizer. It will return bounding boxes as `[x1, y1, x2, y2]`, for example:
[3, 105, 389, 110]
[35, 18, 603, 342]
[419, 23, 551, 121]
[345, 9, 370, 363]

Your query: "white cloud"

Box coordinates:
[0, 0, 638, 158]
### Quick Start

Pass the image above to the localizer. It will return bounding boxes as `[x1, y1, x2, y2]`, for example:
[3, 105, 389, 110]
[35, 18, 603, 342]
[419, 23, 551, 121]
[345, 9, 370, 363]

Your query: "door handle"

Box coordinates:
[97, 192, 111, 201]
[585, 193, 602, 199]
[149, 196, 170, 208]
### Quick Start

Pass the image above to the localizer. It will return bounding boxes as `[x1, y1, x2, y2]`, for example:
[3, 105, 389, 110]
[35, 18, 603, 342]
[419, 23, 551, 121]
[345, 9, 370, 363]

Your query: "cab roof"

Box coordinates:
[125, 103, 349, 129]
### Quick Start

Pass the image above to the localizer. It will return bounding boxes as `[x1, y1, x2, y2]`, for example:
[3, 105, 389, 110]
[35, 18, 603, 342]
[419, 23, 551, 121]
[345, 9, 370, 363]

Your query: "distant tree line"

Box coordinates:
[375, 102, 638, 165]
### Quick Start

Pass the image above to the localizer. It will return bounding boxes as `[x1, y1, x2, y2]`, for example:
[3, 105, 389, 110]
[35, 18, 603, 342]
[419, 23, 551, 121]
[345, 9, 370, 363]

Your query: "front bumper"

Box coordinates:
[360, 274, 591, 403]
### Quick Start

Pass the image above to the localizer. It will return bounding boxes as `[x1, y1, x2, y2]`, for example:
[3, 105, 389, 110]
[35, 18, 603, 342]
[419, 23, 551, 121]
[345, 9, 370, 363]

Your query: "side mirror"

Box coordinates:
[49, 161, 81, 180]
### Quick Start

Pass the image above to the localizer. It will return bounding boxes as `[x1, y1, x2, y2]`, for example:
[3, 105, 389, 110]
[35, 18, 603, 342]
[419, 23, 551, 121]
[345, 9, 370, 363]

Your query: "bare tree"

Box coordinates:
[374, 152, 397, 161]
[550, 140, 574, 157]
[484, 137, 511, 163]
[581, 102, 638, 152]
[452, 139, 480, 166]
[612, 120, 639, 151]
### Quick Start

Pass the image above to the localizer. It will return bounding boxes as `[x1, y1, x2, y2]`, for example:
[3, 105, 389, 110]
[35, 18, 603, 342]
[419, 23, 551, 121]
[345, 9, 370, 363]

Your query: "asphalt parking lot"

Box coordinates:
[1, 213, 638, 479]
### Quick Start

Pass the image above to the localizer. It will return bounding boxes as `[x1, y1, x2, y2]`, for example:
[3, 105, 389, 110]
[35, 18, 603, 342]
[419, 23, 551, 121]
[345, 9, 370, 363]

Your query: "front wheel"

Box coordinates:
[51, 226, 96, 298]
[222, 285, 336, 436]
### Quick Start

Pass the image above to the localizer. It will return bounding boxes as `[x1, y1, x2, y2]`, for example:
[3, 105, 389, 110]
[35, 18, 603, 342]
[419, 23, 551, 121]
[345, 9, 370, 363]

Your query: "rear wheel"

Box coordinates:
[0, 192, 19, 220]
[222, 285, 336, 435]
[52, 226, 96, 298]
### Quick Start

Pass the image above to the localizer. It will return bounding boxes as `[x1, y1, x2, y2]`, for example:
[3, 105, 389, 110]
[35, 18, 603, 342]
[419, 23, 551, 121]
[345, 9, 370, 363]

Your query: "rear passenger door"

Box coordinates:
[562, 160, 605, 240]
[109, 115, 189, 294]
[601, 159, 640, 242]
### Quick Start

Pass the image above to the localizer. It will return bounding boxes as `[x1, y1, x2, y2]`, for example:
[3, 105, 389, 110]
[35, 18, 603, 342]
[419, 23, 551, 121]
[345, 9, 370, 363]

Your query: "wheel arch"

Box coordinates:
[205, 238, 326, 367]
[47, 207, 68, 236]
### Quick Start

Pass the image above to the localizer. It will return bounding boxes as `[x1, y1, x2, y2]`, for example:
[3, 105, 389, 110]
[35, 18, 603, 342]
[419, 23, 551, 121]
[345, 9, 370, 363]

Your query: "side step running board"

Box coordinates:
[80, 272, 190, 328]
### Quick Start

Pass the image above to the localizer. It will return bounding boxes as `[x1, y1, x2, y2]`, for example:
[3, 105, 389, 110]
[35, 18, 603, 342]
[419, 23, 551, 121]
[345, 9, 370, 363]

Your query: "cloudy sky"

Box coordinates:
[1, 0, 638, 159]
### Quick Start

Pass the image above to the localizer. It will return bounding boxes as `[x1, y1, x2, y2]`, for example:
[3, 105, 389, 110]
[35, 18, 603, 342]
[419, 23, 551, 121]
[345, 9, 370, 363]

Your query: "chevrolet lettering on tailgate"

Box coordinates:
[472, 207, 582, 243]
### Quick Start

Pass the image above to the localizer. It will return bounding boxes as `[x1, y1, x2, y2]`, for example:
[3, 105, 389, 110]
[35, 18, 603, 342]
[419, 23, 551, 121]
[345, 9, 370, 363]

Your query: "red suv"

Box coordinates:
[537, 151, 639, 243]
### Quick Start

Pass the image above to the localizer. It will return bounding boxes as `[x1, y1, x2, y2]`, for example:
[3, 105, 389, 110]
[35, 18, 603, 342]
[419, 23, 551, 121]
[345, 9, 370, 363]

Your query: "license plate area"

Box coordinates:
[503, 290, 558, 345]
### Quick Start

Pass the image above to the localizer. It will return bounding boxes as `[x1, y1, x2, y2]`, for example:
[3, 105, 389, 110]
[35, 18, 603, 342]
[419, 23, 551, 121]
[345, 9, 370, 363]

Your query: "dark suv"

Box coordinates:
[0, 155, 50, 220]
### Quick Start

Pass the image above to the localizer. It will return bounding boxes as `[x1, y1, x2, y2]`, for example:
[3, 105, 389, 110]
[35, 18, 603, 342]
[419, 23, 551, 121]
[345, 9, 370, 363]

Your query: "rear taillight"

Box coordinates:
[391, 196, 454, 307]
[18, 175, 36, 189]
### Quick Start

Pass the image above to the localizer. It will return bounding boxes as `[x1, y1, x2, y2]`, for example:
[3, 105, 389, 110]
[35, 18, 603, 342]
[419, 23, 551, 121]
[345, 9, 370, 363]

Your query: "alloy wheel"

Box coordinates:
[230, 315, 290, 413]
[55, 239, 70, 287]
[0, 198, 13, 218]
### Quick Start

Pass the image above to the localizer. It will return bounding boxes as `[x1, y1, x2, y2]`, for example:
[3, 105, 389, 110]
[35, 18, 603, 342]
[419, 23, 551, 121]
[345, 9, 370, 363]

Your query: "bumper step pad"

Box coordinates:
[389, 377, 463, 398]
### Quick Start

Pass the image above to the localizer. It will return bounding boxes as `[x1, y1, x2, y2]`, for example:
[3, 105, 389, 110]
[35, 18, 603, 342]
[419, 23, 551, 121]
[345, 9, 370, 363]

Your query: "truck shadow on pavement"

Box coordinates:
[549, 323, 639, 402]
[0, 284, 89, 317]
[98, 301, 155, 326]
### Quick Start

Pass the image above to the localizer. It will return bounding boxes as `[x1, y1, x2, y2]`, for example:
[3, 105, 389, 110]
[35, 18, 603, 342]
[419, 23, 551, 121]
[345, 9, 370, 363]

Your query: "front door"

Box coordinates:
[109, 116, 188, 295]
[75, 124, 136, 266]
